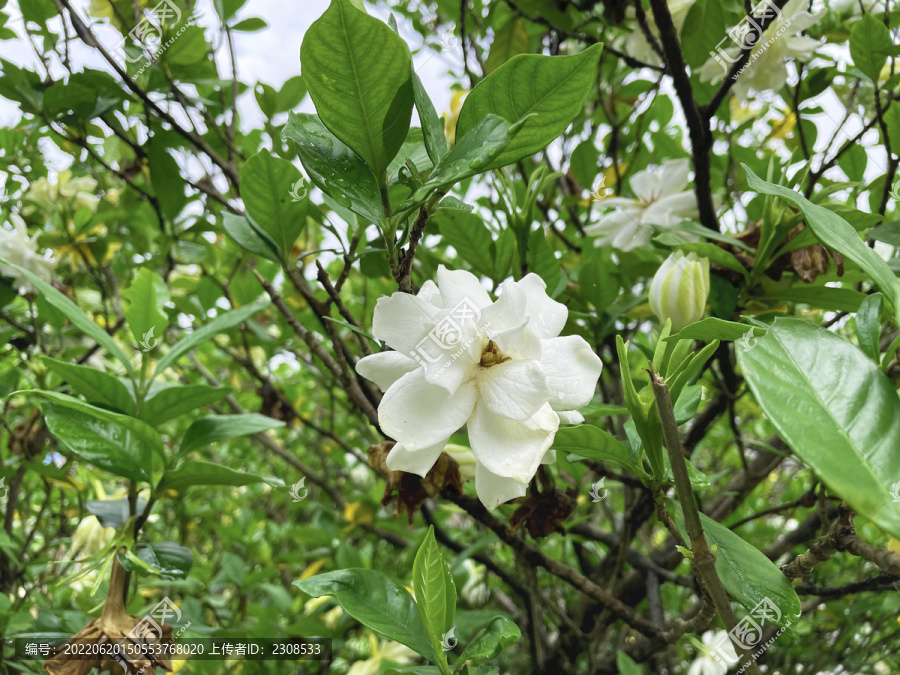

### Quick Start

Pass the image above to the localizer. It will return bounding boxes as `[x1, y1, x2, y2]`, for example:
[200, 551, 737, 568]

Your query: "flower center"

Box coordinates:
[479, 340, 510, 368]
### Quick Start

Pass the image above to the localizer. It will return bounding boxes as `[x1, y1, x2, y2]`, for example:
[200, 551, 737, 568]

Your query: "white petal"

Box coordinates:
[482, 282, 541, 360]
[417, 279, 444, 308]
[468, 402, 559, 482]
[643, 191, 699, 226]
[540, 336, 603, 410]
[518, 274, 568, 339]
[476, 359, 550, 421]
[557, 410, 584, 425]
[437, 265, 492, 311]
[380, 370, 477, 450]
[356, 351, 420, 391]
[475, 462, 527, 509]
[655, 159, 691, 196]
[628, 166, 661, 202]
[611, 217, 652, 251]
[386, 440, 447, 478]
[372, 292, 440, 356]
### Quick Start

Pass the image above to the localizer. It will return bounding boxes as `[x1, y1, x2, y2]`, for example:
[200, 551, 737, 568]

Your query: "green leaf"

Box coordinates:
[849, 14, 892, 82]
[240, 148, 308, 259]
[146, 139, 187, 221]
[283, 112, 384, 224]
[179, 413, 285, 456]
[580, 253, 619, 312]
[41, 357, 136, 415]
[413, 114, 518, 201]
[676, 242, 749, 280]
[413, 73, 449, 166]
[670, 500, 801, 626]
[738, 318, 900, 539]
[2, 263, 134, 375]
[526, 228, 559, 289]
[154, 301, 268, 377]
[301, 0, 414, 182]
[165, 26, 209, 65]
[24, 389, 163, 460]
[616, 650, 642, 675]
[222, 212, 282, 262]
[456, 44, 603, 169]
[40, 402, 152, 482]
[140, 383, 229, 426]
[87, 498, 146, 529]
[117, 541, 193, 580]
[277, 75, 307, 112]
[294, 569, 435, 661]
[435, 212, 494, 277]
[122, 268, 168, 348]
[666, 318, 766, 343]
[158, 461, 282, 494]
[856, 293, 883, 361]
[680, 0, 728, 68]
[231, 17, 267, 31]
[744, 165, 900, 324]
[455, 616, 520, 671]
[413, 526, 455, 668]
[484, 18, 530, 75]
[553, 424, 642, 475]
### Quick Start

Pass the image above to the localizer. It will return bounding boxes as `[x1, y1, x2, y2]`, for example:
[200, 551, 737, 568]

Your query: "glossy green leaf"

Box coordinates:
[40, 402, 152, 482]
[413, 526, 455, 668]
[140, 383, 229, 426]
[222, 212, 281, 262]
[158, 461, 282, 494]
[849, 14, 892, 82]
[413, 73, 448, 166]
[118, 541, 193, 579]
[670, 500, 800, 626]
[3, 263, 134, 376]
[41, 357, 136, 415]
[456, 44, 603, 169]
[616, 650, 642, 675]
[154, 301, 268, 377]
[122, 268, 168, 348]
[240, 149, 308, 259]
[87, 498, 146, 529]
[554, 424, 643, 475]
[283, 112, 384, 224]
[301, 0, 414, 181]
[737, 318, 900, 538]
[179, 413, 286, 456]
[856, 292, 883, 361]
[435, 212, 494, 277]
[294, 569, 435, 661]
[666, 318, 766, 343]
[413, 114, 518, 201]
[744, 166, 900, 324]
[455, 616, 520, 671]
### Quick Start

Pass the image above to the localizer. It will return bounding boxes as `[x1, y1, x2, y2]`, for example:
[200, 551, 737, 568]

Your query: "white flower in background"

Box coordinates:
[347, 634, 417, 675]
[24, 169, 100, 214]
[649, 251, 711, 332]
[460, 559, 489, 606]
[584, 159, 701, 251]
[828, 0, 883, 14]
[356, 266, 603, 509]
[697, 0, 824, 98]
[443, 443, 477, 480]
[0, 214, 56, 294]
[688, 630, 738, 675]
[70, 515, 116, 558]
[623, 0, 695, 63]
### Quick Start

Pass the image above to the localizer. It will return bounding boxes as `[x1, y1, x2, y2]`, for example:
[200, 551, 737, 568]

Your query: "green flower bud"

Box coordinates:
[649, 251, 710, 332]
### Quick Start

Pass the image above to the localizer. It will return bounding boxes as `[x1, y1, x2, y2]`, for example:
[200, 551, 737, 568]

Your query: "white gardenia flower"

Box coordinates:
[697, 0, 824, 98]
[0, 214, 56, 294]
[584, 159, 701, 251]
[347, 635, 417, 675]
[688, 630, 739, 675]
[356, 266, 603, 509]
[622, 0, 695, 63]
[649, 251, 711, 332]
[25, 169, 100, 214]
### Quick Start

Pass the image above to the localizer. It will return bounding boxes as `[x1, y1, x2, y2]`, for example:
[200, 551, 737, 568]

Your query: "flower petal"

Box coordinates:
[468, 402, 559, 482]
[475, 462, 527, 509]
[385, 440, 447, 478]
[380, 370, 477, 450]
[372, 292, 440, 356]
[437, 265, 492, 311]
[518, 274, 568, 339]
[539, 336, 602, 410]
[417, 279, 444, 308]
[477, 359, 550, 421]
[356, 351, 420, 391]
[655, 159, 691, 197]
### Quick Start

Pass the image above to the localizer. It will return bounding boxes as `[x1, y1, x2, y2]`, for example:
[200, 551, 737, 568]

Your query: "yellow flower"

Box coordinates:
[25, 170, 100, 215]
[443, 90, 469, 146]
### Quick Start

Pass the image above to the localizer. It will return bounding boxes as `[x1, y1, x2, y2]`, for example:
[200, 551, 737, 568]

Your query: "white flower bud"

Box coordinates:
[649, 251, 710, 332]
